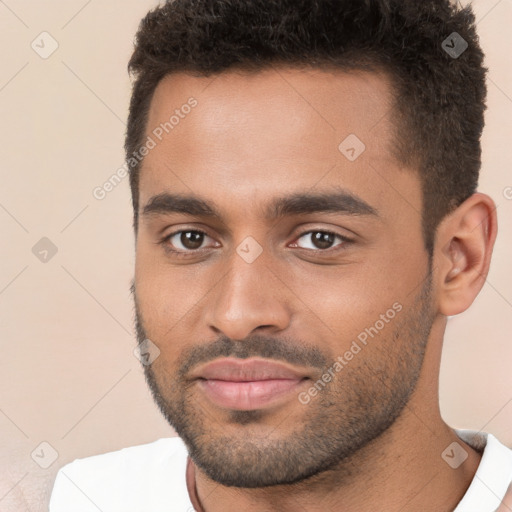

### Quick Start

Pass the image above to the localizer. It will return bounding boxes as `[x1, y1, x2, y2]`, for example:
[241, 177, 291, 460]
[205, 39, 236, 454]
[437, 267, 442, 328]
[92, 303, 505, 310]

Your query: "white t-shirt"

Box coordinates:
[49, 429, 512, 512]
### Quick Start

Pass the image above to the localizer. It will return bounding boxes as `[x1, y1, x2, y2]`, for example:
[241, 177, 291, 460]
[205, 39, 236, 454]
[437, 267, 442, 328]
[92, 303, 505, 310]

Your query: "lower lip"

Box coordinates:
[198, 378, 306, 410]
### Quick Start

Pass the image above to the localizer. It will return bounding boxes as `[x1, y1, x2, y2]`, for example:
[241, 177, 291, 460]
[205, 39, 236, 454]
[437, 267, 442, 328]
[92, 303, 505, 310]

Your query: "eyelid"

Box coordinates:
[159, 226, 353, 257]
[158, 228, 217, 254]
[289, 229, 352, 251]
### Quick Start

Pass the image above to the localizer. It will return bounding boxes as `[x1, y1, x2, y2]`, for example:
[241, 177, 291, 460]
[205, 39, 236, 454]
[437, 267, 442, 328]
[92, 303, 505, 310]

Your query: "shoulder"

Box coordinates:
[454, 429, 512, 512]
[49, 437, 192, 512]
[59, 437, 188, 474]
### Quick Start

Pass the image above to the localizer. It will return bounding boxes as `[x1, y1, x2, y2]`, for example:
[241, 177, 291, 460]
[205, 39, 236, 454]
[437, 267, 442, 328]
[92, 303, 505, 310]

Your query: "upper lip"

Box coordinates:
[191, 358, 309, 382]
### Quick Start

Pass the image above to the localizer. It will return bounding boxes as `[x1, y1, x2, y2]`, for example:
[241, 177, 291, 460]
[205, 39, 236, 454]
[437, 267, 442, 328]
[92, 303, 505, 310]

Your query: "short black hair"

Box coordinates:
[126, 0, 487, 253]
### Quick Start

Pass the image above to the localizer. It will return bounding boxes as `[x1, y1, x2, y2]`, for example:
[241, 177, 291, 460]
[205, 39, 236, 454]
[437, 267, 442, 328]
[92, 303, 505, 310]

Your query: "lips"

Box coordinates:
[192, 358, 310, 410]
[193, 358, 308, 381]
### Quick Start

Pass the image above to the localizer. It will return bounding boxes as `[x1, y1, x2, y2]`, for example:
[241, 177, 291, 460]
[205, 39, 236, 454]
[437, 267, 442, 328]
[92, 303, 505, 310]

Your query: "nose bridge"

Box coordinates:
[205, 245, 290, 339]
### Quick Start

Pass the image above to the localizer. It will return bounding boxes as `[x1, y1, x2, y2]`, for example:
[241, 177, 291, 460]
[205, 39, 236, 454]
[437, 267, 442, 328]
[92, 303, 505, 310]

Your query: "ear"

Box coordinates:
[434, 193, 498, 317]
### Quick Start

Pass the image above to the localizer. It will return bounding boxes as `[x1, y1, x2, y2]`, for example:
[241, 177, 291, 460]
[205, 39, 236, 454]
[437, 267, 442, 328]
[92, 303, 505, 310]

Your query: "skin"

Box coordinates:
[133, 66, 497, 511]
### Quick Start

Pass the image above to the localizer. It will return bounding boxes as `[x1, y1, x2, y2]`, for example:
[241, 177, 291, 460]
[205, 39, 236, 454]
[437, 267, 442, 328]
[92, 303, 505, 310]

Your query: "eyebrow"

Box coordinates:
[141, 189, 378, 221]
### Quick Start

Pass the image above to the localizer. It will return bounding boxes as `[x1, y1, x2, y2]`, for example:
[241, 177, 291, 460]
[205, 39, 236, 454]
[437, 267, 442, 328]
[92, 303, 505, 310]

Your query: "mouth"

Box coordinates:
[197, 378, 308, 410]
[191, 357, 311, 411]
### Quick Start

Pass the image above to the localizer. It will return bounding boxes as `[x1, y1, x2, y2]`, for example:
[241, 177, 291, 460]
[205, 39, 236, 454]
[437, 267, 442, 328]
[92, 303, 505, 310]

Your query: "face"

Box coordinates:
[133, 67, 435, 487]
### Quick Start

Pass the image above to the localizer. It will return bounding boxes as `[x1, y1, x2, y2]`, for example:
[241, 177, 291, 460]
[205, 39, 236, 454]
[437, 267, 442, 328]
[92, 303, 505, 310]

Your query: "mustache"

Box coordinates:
[131, 280, 329, 377]
[175, 334, 329, 380]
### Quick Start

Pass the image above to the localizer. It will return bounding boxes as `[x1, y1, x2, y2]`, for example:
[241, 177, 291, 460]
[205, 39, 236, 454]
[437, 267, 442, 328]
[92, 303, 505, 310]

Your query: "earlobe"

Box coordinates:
[435, 193, 498, 317]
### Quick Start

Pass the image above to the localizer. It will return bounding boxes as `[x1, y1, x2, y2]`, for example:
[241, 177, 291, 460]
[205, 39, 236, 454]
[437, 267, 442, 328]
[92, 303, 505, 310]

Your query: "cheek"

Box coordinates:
[289, 258, 394, 315]
[288, 251, 422, 350]
[136, 235, 180, 301]
[135, 243, 213, 349]
[135, 243, 178, 340]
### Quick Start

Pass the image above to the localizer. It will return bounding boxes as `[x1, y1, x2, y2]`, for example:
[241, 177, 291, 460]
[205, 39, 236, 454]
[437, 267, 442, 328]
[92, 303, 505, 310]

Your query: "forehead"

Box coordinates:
[139, 66, 419, 222]
[146, 66, 395, 157]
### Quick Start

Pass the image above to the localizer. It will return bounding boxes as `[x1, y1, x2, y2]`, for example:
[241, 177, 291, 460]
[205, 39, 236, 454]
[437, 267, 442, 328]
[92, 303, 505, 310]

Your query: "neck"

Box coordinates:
[191, 413, 481, 512]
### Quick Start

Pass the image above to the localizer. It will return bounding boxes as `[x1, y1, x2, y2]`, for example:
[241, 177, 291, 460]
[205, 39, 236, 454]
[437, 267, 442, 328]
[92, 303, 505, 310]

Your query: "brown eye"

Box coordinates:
[295, 231, 346, 251]
[165, 230, 211, 251]
[180, 231, 204, 249]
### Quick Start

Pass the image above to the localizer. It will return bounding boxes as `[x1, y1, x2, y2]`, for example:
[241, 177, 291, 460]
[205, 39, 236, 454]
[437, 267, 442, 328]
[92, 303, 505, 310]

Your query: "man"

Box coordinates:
[49, 0, 512, 510]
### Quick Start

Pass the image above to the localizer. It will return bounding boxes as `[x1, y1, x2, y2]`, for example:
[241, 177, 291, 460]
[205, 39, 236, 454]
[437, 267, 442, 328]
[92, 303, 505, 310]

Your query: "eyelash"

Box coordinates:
[157, 229, 353, 258]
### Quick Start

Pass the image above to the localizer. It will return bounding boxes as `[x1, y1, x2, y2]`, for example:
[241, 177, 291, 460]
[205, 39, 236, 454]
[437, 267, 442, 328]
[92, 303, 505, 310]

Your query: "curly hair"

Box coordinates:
[126, 0, 487, 254]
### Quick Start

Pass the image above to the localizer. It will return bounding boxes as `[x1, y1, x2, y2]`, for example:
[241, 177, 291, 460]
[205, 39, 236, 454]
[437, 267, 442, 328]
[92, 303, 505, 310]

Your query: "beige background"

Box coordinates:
[0, 0, 511, 510]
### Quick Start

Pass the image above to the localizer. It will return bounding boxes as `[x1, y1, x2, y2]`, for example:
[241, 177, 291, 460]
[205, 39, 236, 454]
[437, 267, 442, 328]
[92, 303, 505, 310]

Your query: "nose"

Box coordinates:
[204, 248, 291, 341]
